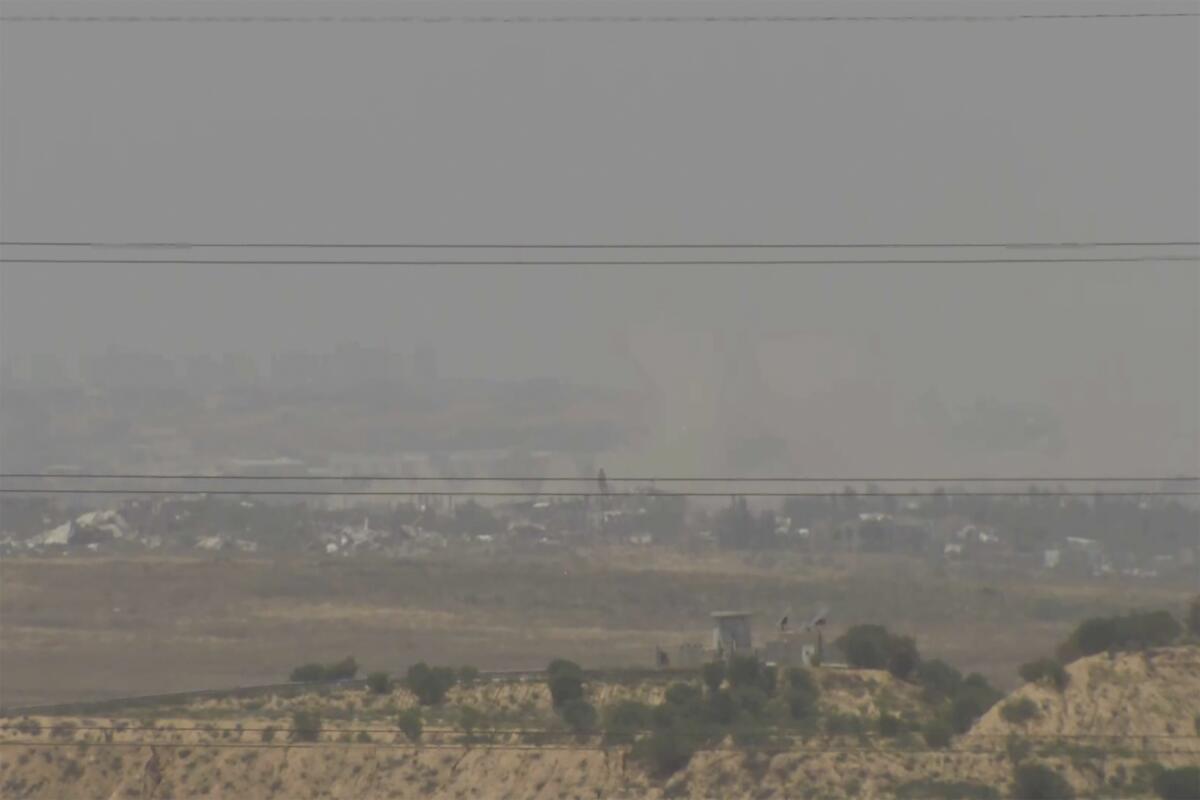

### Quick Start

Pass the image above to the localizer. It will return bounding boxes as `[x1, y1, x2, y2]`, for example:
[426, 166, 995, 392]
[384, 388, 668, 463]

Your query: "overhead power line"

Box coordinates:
[3, 473, 1195, 483]
[3, 12, 1198, 24]
[4, 256, 1196, 267]
[3, 240, 1197, 249]
[1, 488, 1195, 498]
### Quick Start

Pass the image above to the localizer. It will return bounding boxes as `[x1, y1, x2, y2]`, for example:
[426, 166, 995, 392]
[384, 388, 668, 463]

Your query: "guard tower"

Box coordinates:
[711, 611, 753, 656]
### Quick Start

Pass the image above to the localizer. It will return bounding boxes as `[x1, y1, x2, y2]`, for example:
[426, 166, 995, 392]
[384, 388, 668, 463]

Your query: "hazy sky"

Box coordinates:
[1, 0, 1197, 473]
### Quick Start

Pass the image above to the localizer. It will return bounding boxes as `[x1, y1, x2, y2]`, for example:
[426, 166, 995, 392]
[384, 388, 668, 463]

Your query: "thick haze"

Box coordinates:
[1, 0, 1197, 475]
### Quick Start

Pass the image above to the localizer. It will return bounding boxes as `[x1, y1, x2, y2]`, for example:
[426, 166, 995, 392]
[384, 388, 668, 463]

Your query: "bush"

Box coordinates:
[1153, 766, 1200, 800]
[458, 666, 480, 687]
[602, 700, 653, 743]
[1019, 658, 1070, 691]
[547, 659, 585, 708]
[701, 661, 726, 693]
[726, 654, 764, 690]
[1062, 610, 1182, 660]
[366, 671, 391, 695]
[835, 625, 923, 679]
[457, 705, 485, 735]
[923, 719, 953, 749]
[324, 656, 359, 681]
[260, 726, 277, 743]
[706, 689, 739, 725]
[664, 682, 703, 708]
[730, 686, 769, 717]
[631, 729, 696, 777]
[1187, 596, 1200, 637]
[289, 656, 359, 683]
[887, 637, 920, 680]
[290, 710, 321, 743]
[560, 698, 598, 734]
[1011, 763, 1074, 800]
[877, 713, 904, 738]
[950, 676, 1003, 734]
[1000, 698, 1040, 725]
[406, 663, 457, 706]
[825, 712, 866, 737]
[1006, 734, 1032, 763]
[784, 666, 819, 697]
[289, 663, 326, 683]
[784, 689, 818, 720]
[917, 659, 963, 701]
[895, 779, 999, 799]
[836, 624, 891, 669]
[397, 708, 422, 742]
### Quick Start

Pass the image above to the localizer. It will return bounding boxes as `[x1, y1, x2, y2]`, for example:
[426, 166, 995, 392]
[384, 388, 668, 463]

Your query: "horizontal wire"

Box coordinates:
[9, 722, 1196, 741]
[4, 256, 1197, 266]
[3, 240, 1197, 249]
[3, 12, 1199, 24]
[5, 473, 1194, 483]
[1, 488, 1196, 497]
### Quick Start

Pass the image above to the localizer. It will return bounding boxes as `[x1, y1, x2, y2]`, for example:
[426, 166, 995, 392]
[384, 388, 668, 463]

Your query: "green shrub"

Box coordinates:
[355, 731, 372, 743]
[825, 712, 866, 737]
[1006, 734, 1032, 763]
[784, 667, 819, 697]
[560, 698, 598, 734]
[730, 686, 769, 717]
[917, 659, 963, 701]
[664, 682, 703, 707]
[727, 655, 765, 690]
[631, 729, 696, 777]
[290, 663, 326, 682]
[1153, 767, 1200, 800]
[836, 625, 923, 679]
[895, 779, 999, 799]
[289, 656, 359, 683]
[325, 656, 359, 681]
[701, 661, 726, 693]
[457, 705, 484, 735]
[406, 663, 457, 706]
[1062, 610, 1181, 661]
[1019, 658, 1070, 691]
[366, 671, 391, 695]
[458, 666, 480, 687]
[547, 659, 585, 709]
[950, 676, 1003, 734]
[397, 708, 422, 742]
[602, 700, 653, 743]
[1000, 698, 1040, 725]
[290, 710, 321, 743]
[1011, 763, 1075, 799]
[1187, 596, 1200, 637]
[923, 719, 953, 749]
[706, 689, 739, 725]
[784, 689, 817, 720]
[877, 713, 904, 738]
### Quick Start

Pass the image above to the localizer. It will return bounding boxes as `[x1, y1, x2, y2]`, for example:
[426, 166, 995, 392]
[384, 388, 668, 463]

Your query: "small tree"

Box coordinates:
[366, 671, 392, 695]
[560, 698, 598, 735]
[1000, 698, 1040, 725]
[547, 659, 585, 708]
[1187, 596, 1200, 638]
[406, 662, 457, 706]
[1019, 658, 1070, 691]
[917, 659, 963, 701]
[631, 729, 696, 777]
[1153, 766, 1200, 800]
[457, 705, 485, 737]
[291, 710, 321, 743]
[922, 719, 953, 749]
[602, 701, 653, 743]
[458, 665, 480, 687]
[1011, 764, 1074, 800]
[325, 656, 359, 681]
[702, 661, 726, 694]
[290, 663, 326, 683]
[877, 713, 904, 738]
[664, 682, 703, 707]
[397, 708, 422, 742]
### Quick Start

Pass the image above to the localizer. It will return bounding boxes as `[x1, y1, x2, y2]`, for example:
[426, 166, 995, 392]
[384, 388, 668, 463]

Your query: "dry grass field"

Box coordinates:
[0, 547, 1186, 708]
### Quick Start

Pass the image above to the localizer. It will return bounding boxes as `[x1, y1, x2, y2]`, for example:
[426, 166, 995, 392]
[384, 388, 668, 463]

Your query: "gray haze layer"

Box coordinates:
[2, 0, 1197, 476]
